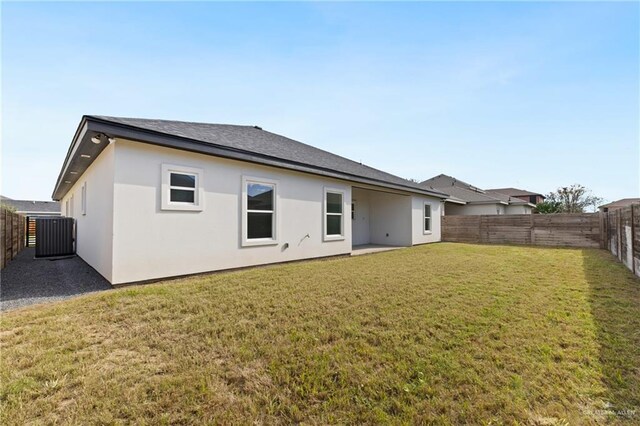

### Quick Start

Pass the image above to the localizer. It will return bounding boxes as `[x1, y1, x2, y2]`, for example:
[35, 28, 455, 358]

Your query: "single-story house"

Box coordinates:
[52, 116, 448, 285]
[0, 195, 60, 216]
[599, 198, 640, 213]
[421, 174, 536, 215]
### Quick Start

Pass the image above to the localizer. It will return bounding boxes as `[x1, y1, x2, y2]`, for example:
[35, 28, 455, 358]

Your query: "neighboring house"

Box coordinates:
[421, 174, 536, 215]
[52, 116, 448, 285]
[486, 187, 546, 205]
[0, 195, 60, 216]
[599, 198, 640, 213]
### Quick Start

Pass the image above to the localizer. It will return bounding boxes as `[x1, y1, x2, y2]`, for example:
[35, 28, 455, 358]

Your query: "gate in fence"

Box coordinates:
[25, 216, 37, 247]
[34, 217, 75, 258]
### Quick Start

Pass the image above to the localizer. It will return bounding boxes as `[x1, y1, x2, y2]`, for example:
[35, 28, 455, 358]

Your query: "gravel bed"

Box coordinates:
[0, 248, 111, 312]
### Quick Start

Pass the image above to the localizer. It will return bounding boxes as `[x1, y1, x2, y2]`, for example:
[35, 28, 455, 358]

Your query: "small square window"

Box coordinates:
[161, 164, 204, 211]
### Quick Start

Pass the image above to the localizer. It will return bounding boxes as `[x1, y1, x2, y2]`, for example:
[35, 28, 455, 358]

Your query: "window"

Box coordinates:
[65, 199, 69, 217]
[170, 172, 197, 203]
[351, 202, 356, 220]
[324, 189, 344, 240]
[424, 203, 432, 233]
[70, 194, 75, 217]
[81, 182, 87, 215]
[161, 164, 204, 211]
[242, 177, 278, 246]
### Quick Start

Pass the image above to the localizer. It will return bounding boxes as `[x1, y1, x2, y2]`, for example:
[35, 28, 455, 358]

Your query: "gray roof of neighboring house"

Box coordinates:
[1, 196, 60, 214]
[421, 174, 485, 192]
[484, 190, 531, 205]
[421, 174, 535, 206]
[487, 187, 544, 198]
[429, 185, 507, 204]
[52, 116, 449, 200]
[599, 198, 640, 209]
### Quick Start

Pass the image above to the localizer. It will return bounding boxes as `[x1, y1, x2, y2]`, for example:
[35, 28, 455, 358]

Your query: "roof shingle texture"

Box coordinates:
[487, 187, 543, 197]
[92, 116, 440, 195]
[427, 185, 503, 203]
[1, 198, 60, 213]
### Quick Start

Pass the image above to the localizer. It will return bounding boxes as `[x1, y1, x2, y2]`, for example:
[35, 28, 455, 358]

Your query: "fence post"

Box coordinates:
[1, 209, 5, 269]
[599, 212, 605, 249]
[618, 209, 622, 261]
[530, 214, 535, 245]
[631, 205, 636, 276]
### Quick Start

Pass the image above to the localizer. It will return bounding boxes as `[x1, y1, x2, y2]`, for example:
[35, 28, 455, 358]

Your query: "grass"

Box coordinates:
[1, 243, 639, 424]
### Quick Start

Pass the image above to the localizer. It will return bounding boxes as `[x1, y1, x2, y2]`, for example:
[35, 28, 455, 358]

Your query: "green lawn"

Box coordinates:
[1, 243, 639, 424]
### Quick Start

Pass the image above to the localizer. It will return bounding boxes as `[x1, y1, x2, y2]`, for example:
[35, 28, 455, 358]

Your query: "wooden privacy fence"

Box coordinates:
[442, 214, 601, 248]
[1, 208, 26, 269]
[601, 204, 640, 278]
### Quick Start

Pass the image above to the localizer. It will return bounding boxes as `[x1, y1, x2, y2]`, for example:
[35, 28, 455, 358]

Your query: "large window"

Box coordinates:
[424, 203, 432, 233]
[324, 189, 344, 240]
[161, 164, 203, 211]
[242, 177, 278, 246]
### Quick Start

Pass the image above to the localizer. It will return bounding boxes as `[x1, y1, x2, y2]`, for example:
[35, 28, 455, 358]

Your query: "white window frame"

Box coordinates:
[242, 176, 279, 247]
[81, 182, 87, 215]
[70, 194, 75, 218]
[161, 164, 204, 211]
[423, 203, 432, 234]
[323, 187, 345, 241]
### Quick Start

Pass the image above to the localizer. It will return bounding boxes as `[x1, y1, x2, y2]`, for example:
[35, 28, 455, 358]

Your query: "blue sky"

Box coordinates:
[2, 1, 638, 203]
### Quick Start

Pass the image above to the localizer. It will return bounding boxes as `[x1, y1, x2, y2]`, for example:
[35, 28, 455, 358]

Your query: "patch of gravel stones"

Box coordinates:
[0, 248, 111, 311]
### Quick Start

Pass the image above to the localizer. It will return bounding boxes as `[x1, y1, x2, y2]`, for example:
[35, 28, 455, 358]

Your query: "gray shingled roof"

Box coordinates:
[599, 198, 640, 209]
[426, 185, 505, 204]
[484, 190, 531, 205]
[1, 197, 60, 214]
[420, 174, 485, 192]
[79, 116, 446, 198]
[422, 174, 536, 205]
[487, 187, 544, 197]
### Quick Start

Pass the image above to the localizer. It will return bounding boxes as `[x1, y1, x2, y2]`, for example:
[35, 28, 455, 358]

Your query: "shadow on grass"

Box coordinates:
[581, 249, 640, 420]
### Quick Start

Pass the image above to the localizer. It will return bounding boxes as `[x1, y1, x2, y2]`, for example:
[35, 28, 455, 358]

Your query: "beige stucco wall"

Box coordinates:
[352, 188, 442, 247]
[411, 196, 443, 245]
[61, 138, 444, 285]
[351, 188, 371, 246]
[445, 202, 505, 216]
[60, 143, 115, 282]
[505, 204, 533, 214]
[368, 191, 413, 246]
[111, 140, 354, 284]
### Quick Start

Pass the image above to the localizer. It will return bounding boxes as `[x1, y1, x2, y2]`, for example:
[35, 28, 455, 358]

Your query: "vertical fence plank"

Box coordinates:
[1, 209, 5, 269]
[0, 209, 27, 270]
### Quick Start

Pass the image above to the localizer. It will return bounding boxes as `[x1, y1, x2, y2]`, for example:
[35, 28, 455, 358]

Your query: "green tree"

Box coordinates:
[534, 200, 562, 214]
[542, 184, 603, 213]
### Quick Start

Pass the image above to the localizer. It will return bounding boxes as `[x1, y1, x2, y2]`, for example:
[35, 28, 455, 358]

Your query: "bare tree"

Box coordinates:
[544, 184, 603, 213]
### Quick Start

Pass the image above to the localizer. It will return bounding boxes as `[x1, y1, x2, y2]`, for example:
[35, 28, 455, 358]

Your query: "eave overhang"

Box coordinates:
[52, 116, 449, 201]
